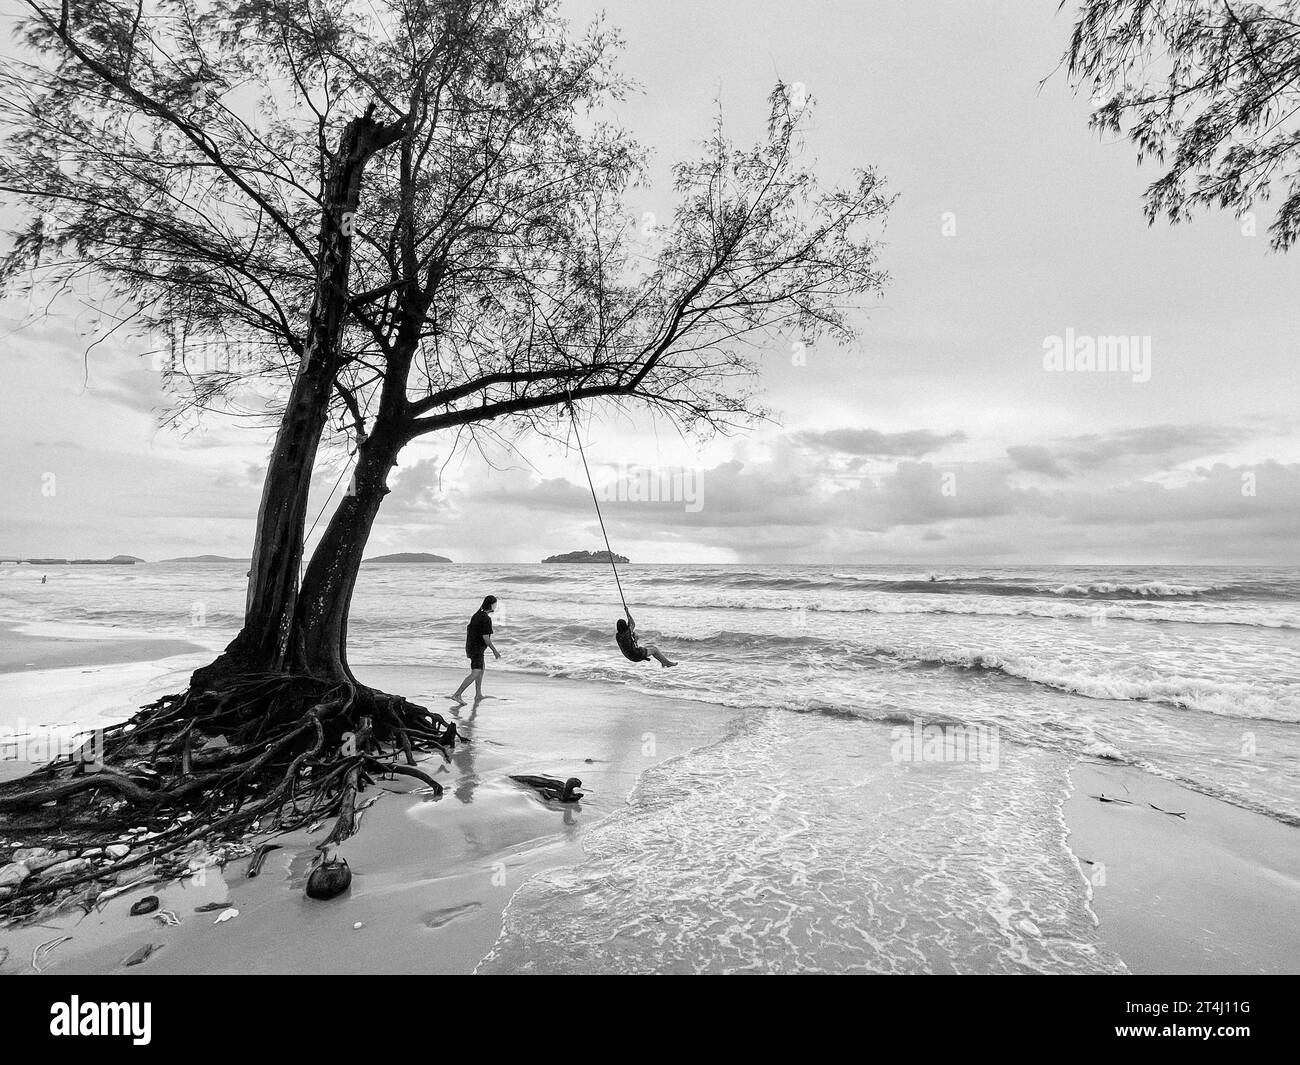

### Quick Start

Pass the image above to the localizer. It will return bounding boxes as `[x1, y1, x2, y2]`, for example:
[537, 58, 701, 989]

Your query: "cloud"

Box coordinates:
[1007, 444, 1068, 479]
[5, 368, 1294, 565]
[422, 440, 1297, 562]
[1058, 424, 1245, 470]
[1007, 424, 1250, 481]
[797, 427, 966, 457]
[1062, 461, 1299, 526]
[383, 456, 458, 517]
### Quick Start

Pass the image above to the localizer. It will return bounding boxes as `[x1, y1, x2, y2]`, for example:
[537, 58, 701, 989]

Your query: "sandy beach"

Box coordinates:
[1, 620, 1296, 975]
[1066, 761, 1300, 975]
[0, 629, 732, 975]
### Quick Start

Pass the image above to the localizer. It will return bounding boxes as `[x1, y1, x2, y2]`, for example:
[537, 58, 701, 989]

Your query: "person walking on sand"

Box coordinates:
[616, 611, 677, 668]
[451, 595, 500, 704]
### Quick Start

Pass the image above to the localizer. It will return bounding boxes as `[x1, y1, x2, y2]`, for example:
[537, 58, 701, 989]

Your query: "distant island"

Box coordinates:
[543, 550, 629, 564]
[364, 552, 453, 564]
[19, 555, 141, 565]
[159, 555, 250, 563]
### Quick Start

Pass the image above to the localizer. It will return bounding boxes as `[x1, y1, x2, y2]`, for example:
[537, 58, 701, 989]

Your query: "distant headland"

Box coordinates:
[364, 552, 453, 564]
[159, 555, 250, 563]
[542, 550, 630, 564]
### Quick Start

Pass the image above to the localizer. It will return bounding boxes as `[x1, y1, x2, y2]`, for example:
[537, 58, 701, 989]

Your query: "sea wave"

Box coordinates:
[431, 584, 1299, 628]
[605, 571, 1296, 603]
[492, 572, 573, 584]
[1048, 581, 1206, 598]
[820, 577, 1282, 601]
[650, 628, 1300, 723]
[916, 650, 1300, 724]
[599, 594, 1293, 628]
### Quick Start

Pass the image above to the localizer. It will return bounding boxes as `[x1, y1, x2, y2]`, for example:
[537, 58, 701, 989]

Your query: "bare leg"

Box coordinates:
[473, 667, 485, 701]
[451, 667, 483, 703]
[645, 643, 677, 668]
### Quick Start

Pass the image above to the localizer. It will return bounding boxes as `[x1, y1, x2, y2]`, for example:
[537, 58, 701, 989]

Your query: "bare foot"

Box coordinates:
[448, 693, 467, 705]
[662, 660, 678, 668]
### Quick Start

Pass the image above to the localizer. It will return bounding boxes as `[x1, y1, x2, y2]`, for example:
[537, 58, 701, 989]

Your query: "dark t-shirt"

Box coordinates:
[616, 626, 648, 662]
[466, 610, 493, 658]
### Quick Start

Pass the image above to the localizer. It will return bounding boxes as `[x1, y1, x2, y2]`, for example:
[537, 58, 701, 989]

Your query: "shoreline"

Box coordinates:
[0, 621, 211, 785]
[0, 620, 208, 676]
[1, 620, 1296, 974]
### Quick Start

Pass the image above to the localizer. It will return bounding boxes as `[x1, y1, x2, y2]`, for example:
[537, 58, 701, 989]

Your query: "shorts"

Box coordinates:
[468, 652, 485, 670]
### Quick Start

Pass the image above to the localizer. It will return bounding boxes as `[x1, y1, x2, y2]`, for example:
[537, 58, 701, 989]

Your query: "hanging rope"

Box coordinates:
[565, 391, 630, 619]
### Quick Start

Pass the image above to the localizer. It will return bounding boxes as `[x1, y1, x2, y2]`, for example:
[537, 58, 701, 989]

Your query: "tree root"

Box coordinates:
[320, 763, 363, 848]
[0, 672, 458, 921]
[366, 759, 444, 797]
[0, 769, 157, 811]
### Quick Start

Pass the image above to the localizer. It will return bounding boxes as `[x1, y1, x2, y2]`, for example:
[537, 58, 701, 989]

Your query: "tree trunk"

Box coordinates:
[191, 112, 404, 689]
[291, 428, 402, 680]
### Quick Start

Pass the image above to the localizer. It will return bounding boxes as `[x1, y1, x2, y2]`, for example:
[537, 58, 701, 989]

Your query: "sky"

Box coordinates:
[2, 0, 1298, 565]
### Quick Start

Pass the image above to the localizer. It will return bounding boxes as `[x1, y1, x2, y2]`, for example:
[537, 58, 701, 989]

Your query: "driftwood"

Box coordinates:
[1091, 794, 1187, 819]
[509, 775, 584, 803]
[246, 843, 281, 877]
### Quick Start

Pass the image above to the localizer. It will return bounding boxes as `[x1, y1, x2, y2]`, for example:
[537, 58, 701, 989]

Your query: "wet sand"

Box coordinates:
[1065, 761, 1300, 975]
[0, 621, 204, 674]
[0, 651, 731, 975]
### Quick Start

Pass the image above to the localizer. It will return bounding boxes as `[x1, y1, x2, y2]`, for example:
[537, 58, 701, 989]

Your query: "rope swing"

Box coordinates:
[565, 391, 631, 620]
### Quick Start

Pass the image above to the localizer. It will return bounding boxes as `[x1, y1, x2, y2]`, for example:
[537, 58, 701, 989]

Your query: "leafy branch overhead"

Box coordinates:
[1066, 0, 1300, 250]
[1, 0, 892, 447]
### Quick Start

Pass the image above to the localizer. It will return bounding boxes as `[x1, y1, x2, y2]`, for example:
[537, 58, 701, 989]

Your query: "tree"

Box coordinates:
[291, 85, 893, 684]
[1065, 0, 1300, 248]
[1, 0, 413, 682]
[0, 0, 891, 915]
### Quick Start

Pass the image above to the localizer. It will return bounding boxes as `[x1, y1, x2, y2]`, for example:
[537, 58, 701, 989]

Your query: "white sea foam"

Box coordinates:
[478, 711, 1128, 974]
[1049, 580, 1210, 598]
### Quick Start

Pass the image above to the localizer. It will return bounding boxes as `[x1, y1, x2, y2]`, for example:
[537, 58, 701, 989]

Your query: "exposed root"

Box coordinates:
[367, 759, 444, 797]
[320, 764, 363, 848]
[0, 672, 458, 921]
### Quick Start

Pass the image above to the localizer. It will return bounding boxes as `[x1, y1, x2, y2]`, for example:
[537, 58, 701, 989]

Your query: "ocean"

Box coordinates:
[2, 561, 1297, 973]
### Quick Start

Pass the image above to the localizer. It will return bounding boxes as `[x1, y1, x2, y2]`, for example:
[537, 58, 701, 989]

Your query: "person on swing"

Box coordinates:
[616, 610, 677, 668]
